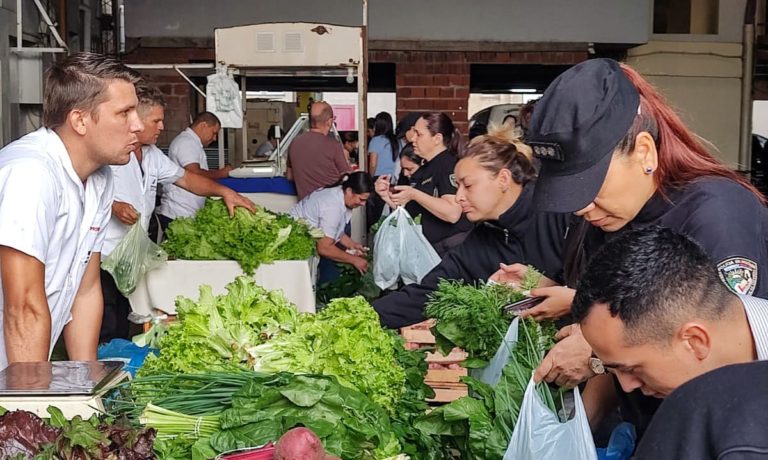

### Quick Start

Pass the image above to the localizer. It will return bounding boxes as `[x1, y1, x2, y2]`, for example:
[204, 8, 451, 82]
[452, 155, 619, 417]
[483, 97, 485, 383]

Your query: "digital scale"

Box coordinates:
[0, 361, 129, 419]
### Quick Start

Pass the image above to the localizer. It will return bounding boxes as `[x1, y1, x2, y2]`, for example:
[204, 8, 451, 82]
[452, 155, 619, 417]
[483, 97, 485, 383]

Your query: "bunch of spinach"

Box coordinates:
[424, 268, 540, 368]
[162, 199, 322, 274]
[414, 318, 562, 460]
[388, 332, 445, 460]
[118, 371, 402, 460]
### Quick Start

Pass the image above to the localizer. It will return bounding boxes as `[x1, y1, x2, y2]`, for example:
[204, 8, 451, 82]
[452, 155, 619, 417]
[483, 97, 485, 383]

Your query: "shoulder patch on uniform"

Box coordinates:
[449, 174, 457, 188]
[717, 257, 758, 295]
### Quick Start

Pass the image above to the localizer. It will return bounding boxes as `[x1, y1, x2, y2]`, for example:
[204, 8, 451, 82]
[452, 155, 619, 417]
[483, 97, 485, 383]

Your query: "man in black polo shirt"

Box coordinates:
[570, 226, 768, 450]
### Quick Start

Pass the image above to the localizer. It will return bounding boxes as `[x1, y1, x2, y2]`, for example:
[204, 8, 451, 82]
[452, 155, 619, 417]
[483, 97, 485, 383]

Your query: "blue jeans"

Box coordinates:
[318, 256, 342, 285]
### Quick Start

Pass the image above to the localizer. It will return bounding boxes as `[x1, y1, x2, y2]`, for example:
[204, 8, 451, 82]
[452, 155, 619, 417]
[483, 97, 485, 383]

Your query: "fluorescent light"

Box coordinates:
[510, 88, 537, 93]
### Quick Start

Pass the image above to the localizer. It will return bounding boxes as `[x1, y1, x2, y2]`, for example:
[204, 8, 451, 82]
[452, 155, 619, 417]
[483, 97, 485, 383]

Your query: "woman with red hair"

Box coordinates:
[491, 58, 768, 439]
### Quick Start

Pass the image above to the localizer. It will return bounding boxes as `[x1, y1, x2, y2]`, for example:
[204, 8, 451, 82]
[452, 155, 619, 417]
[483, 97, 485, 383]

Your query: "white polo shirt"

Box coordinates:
[103, 145, 184, 256]
[0, 127, 113, 369]
[157, 128, 208, 219]
[289, 186, 351, 242]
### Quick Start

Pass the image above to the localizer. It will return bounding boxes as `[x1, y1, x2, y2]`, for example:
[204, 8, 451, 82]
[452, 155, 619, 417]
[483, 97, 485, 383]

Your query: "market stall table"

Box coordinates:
[129, 259, 315, 322]
[219, 176, 298, 214]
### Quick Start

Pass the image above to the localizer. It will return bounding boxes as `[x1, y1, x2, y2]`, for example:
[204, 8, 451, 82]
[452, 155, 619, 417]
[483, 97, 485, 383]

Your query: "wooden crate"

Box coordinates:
[428, 383, 469, 403]
[425, 367, 467, 384]
[401, 320, 468, 403]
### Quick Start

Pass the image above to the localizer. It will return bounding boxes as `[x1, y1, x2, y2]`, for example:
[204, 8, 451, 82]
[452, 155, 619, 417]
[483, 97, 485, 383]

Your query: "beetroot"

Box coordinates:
[274, 427, 327, 460]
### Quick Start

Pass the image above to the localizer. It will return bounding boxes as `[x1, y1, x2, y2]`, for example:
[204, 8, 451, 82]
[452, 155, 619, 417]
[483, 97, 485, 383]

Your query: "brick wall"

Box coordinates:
[124, 45, 586, 141]
[123, 47, 214, 147]
[371, 50, 587, 133]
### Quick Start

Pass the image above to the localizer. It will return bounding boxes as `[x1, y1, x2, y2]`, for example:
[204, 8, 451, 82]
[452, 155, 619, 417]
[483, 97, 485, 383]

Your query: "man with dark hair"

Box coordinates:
[253, 124, 280, 158]
[100, 84, 255, 341]
[157, 111, 234, 227]
[0, 52, 143, 368]
[572, 226, 768, 452]
[286, 101, 349, 199]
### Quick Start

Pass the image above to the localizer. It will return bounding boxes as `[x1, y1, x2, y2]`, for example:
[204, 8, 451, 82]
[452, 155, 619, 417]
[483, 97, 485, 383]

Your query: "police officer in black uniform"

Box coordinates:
[375, 129, 570, 329]
[380, 112, 474, 256]
[516, 58, 768, 440]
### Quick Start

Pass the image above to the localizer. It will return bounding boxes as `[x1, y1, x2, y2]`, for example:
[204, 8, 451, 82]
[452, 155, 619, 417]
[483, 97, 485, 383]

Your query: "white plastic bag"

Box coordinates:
[504, 378, 597, 460]
[472, 317, 519, 387]
[102, 219, 168, 297]
[373, 207, 440, 289]
[205, 66, 243, 128]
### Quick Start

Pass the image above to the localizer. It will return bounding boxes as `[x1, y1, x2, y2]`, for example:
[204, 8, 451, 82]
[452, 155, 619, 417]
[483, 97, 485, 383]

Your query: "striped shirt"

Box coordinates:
[740, 294, 768, 360]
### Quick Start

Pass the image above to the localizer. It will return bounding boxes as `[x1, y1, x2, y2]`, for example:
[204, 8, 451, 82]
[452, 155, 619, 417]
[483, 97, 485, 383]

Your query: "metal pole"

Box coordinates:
[16, 0, 21, 51]
[358, 0, 368, 172]
[351, 0, 369, 244]
[33, 0, 67, 49]
[174, 66, 206, 98]
[241, 71, 248, 165]
[741, 22, 755, 173]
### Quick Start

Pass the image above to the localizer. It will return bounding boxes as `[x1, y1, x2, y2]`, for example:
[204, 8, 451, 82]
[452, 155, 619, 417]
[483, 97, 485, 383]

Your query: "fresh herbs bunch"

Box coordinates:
[425, 267, 541, 367]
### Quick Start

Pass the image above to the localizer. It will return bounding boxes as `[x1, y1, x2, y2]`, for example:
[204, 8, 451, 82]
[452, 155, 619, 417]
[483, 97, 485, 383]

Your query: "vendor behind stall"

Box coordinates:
[156, 111, 235, 231]
[289, 172, 373, 284]
[0, 53, 142, 369]
[100, 84, 255, 343]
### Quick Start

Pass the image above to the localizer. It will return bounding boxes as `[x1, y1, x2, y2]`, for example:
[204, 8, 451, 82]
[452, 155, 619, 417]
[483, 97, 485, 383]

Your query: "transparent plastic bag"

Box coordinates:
[372, 207, 440, 289]
[504, 378, 597, 460]
[471, 317, 520, 387]
[102, 218, 167, 296]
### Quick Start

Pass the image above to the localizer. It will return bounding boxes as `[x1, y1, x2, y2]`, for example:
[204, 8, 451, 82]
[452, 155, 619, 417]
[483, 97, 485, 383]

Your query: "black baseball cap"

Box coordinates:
[396, 112, 421, 139]
[528, 58, 640, 213]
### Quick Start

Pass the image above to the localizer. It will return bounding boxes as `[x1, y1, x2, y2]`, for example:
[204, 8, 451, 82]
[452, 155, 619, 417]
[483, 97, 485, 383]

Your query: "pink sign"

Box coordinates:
[332, 105, 356, 130]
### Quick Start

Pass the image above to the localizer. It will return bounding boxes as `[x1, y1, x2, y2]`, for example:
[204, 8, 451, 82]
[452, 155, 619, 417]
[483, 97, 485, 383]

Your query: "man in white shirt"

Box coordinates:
[0, 52, 143, 369]
[100, 84, 255, 341]
[156, 112, 234, 229]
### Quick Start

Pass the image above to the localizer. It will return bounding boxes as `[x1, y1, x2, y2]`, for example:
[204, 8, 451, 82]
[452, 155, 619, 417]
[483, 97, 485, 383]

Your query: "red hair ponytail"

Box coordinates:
[619, 63, 767, 205]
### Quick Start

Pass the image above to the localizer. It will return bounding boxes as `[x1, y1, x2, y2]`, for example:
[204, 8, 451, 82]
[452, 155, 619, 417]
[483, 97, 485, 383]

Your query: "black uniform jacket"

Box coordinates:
[374, 182, 570, 329]
[570, 177, 768, 439]
[636, 361, 768, 460]
[405, 150, 473, 245]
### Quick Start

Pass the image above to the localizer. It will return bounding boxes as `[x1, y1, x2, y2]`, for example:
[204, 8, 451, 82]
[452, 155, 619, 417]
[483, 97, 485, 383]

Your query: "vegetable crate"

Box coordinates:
[400, 320, 468, 403]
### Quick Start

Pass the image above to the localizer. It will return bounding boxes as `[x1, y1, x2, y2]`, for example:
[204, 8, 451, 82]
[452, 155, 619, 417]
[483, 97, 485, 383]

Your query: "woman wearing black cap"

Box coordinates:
[374, 128, 569, 328]
[493, 58, 768, 438]
[375, 112, 474, 256]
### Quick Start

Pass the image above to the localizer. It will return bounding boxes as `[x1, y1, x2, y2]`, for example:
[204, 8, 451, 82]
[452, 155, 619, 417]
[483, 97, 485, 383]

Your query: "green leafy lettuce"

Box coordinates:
[162, 199, 321, 274]
[138, 276, 299, 376]
[246, 297, 405, 414]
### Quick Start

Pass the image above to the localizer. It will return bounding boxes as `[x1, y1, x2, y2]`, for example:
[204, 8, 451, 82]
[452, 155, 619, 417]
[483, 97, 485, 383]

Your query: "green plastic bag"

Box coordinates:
[102, 217, 167, 296]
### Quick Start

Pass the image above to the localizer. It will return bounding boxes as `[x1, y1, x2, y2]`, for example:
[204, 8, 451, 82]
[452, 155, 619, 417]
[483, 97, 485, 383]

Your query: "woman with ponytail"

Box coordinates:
[375, 112, 474, 256]
[374, 127, 570, 328]
[490, 58, 768, 439]
[290, 171, 373, 283]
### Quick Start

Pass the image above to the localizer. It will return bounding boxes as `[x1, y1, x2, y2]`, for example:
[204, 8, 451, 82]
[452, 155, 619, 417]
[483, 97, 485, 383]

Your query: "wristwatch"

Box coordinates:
[589, 357, 605, 375]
